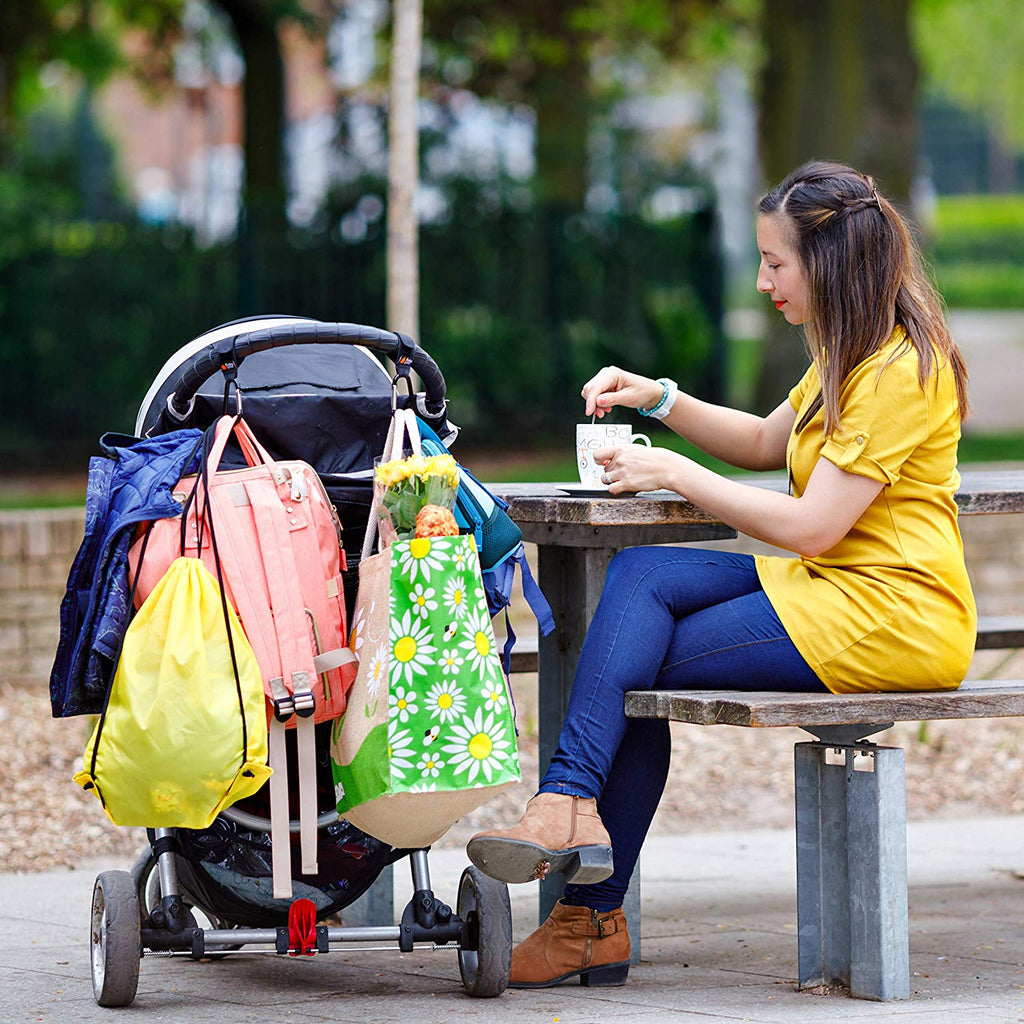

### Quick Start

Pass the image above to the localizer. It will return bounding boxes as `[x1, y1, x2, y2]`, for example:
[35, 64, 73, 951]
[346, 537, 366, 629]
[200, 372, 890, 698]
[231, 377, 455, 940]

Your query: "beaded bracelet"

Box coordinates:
[638, 378, 678, 420]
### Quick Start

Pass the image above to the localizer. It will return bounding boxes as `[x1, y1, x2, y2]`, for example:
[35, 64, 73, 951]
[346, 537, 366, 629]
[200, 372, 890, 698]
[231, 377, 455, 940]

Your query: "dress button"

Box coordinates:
[855, 435, 864, 444]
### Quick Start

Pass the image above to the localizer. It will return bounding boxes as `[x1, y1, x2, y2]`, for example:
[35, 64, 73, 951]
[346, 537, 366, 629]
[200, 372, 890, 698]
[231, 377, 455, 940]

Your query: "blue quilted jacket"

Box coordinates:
[50, 428, 202, 716]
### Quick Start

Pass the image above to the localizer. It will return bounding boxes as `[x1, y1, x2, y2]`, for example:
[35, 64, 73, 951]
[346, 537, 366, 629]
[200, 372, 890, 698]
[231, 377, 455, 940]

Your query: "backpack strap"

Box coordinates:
[246, 477, 321, 883]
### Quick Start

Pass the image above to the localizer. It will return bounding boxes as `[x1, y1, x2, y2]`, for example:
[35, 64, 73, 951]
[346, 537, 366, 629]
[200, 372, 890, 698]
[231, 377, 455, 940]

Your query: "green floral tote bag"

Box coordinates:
[330, 534, 520, 848]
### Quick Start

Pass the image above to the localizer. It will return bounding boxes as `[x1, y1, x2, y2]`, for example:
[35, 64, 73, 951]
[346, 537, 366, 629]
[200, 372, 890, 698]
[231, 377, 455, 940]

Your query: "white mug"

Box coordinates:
[576, 423, 651, 487]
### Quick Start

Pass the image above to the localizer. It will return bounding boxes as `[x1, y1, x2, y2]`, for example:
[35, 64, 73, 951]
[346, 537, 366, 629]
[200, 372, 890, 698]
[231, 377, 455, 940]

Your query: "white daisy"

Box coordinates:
[389, 609, 437, 687]
[396, 537, 447, 583]
[408, 583, 438, 618]
[441, 707, 514, 785]
[408, 781, 438, 794]
[453, 543, 471, 571]
[365, 644, 388, 702]
[348, 599, 375, 656]
[442, 576, 470, 619]
[389, 685, 420, 724]
[436, 646, 465, 680]
[424, 678, 467, 722]
[457, 606, 500, 675]
[416, 751, 445, 778]
[479, 677, 509, 711]
[387, 723, 416, 780]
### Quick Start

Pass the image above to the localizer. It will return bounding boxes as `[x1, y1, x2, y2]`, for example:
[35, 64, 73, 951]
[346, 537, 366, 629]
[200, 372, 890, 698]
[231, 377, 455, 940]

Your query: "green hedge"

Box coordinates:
[928, 195, 1024, 307]
[0, 203, 724, 466]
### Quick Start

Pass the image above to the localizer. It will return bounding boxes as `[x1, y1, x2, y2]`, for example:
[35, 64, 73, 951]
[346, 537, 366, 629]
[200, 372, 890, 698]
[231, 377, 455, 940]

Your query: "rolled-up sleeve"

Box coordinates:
[821, 360, 930, 485]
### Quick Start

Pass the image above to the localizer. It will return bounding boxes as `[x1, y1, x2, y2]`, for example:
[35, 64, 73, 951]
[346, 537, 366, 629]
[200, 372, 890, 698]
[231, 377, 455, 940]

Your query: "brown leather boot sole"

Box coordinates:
[467, 835, 614, 884]
[509, 960, 630, 988]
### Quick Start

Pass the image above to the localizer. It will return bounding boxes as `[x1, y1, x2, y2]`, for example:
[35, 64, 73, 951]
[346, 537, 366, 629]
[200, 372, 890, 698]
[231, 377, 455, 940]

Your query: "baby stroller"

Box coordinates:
[88, 316, 514, 1006]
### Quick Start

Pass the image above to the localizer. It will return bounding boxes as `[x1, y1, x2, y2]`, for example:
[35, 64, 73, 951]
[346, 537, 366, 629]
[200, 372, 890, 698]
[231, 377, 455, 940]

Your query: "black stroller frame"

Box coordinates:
[88, 317, 513, 1007]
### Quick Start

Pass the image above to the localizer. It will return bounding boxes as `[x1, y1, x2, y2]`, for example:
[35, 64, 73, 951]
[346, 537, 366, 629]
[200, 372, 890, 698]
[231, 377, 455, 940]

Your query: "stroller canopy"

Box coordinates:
[136, 316, 448, 477]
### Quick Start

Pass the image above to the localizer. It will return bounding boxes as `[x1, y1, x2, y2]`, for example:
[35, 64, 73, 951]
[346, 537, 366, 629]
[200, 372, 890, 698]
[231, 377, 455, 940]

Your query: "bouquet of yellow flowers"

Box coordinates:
[374, 453, 460, 546]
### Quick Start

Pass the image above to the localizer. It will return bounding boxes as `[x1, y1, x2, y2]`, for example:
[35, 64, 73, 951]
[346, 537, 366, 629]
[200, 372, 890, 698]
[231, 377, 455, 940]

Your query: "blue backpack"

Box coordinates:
[417, 418, 555, 674]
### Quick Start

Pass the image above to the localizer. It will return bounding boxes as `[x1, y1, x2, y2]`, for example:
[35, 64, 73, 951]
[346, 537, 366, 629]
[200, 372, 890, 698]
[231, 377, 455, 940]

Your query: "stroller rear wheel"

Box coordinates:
[457, 866, 512, 997]
[90, 870, 141, 1007]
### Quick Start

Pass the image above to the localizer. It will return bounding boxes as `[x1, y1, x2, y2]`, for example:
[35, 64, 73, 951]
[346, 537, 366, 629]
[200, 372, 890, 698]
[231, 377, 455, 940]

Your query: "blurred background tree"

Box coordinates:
[0, 0, 1020, 471]
[753, 0, 919, 411]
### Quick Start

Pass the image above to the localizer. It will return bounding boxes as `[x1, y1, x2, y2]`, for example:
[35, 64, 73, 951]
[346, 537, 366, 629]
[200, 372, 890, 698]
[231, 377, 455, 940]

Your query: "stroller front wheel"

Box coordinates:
[90, 870, 141, 1007]
[457, 866, 512, 997]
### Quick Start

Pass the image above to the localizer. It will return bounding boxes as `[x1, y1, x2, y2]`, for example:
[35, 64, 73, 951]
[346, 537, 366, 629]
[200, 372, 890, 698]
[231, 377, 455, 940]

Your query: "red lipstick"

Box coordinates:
[774, 300, 785, 310]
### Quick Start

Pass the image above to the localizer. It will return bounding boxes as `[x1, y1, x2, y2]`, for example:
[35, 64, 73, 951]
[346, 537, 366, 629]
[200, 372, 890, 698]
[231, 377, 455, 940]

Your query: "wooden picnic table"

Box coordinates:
[490, 467, 1024, 956]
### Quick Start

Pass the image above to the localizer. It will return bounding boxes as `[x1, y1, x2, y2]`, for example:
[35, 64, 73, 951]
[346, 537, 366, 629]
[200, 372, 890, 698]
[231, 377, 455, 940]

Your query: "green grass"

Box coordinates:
[957, 433, 1024, 464]
[928, 195, 1024, 308]
[932, 194, 1024, 237]
[0, 487, 87, 510]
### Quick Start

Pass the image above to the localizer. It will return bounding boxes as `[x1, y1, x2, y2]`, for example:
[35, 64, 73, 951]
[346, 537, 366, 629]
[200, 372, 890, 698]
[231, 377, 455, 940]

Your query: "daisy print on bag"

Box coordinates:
[480, 677, 508, 711]
[389, 684, 420, 724]
[388, 722, 416, 780]
[390, 609, 437, 686]
[443, 576, 470, 619]
[409, 583, 438, 618]
[453, 543, 471, 572]
[437, 646, 464, 679]
[348, 599, 375, 657]
[364, 644, 388, 713]
[396, 537, 446, 583]
[417, 750, 446, 779]
[442, 707, 515, 785]
[425, 678, 467, 723]
[458, 606, 500, 675]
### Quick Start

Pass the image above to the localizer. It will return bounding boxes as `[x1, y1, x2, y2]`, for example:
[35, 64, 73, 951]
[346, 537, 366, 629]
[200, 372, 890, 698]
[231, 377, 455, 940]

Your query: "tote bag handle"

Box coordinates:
[360, 408, 422, 563]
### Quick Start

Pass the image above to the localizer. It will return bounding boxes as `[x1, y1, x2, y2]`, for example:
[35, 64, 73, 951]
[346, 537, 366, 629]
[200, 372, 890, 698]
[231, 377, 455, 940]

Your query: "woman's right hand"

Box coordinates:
[581, 366, 663, 418]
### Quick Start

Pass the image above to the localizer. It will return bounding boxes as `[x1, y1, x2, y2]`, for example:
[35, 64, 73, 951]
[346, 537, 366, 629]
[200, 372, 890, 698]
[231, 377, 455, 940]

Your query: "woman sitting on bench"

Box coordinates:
[467, 160, 977, 988]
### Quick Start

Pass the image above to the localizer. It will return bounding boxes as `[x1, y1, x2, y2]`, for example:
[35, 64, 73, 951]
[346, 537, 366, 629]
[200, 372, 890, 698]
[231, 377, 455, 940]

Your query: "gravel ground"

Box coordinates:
[4, 645, 1023, 875]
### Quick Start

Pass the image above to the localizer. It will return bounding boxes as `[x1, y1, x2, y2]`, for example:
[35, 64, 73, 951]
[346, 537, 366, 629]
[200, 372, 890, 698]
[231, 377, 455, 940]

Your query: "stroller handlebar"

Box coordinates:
[168, 321, 447, 417]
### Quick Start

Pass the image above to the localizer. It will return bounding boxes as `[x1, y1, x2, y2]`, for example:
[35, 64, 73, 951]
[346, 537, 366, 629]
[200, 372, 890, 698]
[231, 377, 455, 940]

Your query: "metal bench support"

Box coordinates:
[794, 738, 910, 1001]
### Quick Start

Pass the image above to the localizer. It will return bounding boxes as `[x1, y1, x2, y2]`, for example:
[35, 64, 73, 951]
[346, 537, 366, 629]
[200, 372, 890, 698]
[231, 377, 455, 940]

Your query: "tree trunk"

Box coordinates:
[215, 0, 287, 311]
[753, 0, 918, 413]
[531, 4, 590, 425]
[387, 0, 423, 341]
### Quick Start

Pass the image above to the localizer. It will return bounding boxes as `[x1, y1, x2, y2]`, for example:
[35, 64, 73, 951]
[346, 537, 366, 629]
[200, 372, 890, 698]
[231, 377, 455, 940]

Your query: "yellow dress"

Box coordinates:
[755, 330, 977, 693]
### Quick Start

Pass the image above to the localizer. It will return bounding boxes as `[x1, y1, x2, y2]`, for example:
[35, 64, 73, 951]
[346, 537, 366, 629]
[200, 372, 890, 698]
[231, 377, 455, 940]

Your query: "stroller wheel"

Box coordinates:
[457, 866, 512, 998]
[134, 851, 243, 954]
[90, 871, 141, 1007]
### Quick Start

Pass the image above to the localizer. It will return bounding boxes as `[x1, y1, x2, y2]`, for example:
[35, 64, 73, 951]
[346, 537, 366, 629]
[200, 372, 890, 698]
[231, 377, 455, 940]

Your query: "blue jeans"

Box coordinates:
[538, 546, 826, 913]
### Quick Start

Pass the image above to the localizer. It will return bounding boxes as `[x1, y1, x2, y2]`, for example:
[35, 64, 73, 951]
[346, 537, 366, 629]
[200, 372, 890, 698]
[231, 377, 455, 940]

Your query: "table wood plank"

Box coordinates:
[492, 469, 1024, 528]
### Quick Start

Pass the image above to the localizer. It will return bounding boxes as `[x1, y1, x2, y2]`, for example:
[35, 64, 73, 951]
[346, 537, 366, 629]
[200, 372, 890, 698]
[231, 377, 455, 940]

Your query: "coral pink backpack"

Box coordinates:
[129, 415, 357, 897]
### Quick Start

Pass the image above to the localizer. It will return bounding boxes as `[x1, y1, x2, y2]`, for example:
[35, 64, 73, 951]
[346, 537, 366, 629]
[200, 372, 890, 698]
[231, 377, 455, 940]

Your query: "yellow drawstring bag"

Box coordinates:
[75, 556, 271, 828]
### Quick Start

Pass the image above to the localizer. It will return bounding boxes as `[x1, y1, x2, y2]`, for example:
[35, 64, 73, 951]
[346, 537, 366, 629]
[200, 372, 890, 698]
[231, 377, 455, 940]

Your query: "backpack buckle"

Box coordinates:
[269, 676, 294, 721]
[292, 673, 316, 718]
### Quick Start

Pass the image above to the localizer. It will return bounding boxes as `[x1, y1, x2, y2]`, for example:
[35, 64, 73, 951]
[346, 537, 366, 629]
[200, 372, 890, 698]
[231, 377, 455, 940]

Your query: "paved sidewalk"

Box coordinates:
[3, 816, 1024, 1024]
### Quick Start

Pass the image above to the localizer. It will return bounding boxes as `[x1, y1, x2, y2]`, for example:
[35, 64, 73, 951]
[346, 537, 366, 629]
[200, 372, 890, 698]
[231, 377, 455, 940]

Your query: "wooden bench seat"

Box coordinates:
[622, 677, 1024, 1002]
[624, 677, 1024, 730]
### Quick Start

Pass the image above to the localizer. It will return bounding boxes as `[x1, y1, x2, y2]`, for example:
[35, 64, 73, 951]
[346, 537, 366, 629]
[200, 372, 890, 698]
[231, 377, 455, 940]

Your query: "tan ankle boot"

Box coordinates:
[509, 900, 630, 988]
[466, 792, 613, 884]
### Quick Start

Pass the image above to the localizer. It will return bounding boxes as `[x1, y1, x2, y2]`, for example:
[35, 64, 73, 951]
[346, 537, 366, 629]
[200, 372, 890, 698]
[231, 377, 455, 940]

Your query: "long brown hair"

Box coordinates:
[759, 161, 969, 434]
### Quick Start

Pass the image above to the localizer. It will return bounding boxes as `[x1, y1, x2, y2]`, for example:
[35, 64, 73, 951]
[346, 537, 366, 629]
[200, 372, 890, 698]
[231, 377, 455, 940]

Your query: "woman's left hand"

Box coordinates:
[594, 445, 683, 495]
